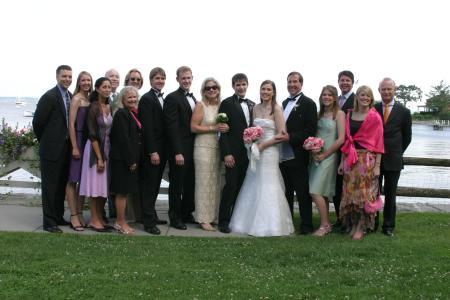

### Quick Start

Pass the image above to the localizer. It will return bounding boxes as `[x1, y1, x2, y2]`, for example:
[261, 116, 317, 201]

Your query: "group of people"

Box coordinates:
[32, 66, 411, 240]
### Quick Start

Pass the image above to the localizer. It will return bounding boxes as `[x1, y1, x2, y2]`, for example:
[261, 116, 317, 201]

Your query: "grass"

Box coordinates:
[0, 213, 449, 299]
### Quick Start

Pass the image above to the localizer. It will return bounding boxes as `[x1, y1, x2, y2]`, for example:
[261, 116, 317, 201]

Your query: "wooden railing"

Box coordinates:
[1, 150, 449, 199]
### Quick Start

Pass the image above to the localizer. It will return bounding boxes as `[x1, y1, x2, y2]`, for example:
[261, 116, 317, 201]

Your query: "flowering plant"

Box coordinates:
[243, 126, 264, 144]
[216, 113, 228, 123]
[303, 136, 324, 153]
[0, 118, 38, 162]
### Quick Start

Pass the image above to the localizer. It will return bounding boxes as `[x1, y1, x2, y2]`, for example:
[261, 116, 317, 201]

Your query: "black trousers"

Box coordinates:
[333, 173, 344, 218]
[141, 160, 166, 228]
[379, 170, 401, 231]
[40, 144, 70, 228]
[218, 160, 248, 227]
[167, 158, 195, 222]
[280, 163, 313, 232]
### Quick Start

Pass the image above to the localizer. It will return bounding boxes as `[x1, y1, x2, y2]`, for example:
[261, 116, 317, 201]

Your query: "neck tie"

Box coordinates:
[384, 105, 391, 124]
[64, 91, 70, 126]
[239, 97, 247, 104]
[339, 95, 346, 108]
[185, 92, 193, 98]
[157, 92, 164, 98]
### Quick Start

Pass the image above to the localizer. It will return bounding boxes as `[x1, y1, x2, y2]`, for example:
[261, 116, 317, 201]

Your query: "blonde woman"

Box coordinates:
[191, 78, 228, 231]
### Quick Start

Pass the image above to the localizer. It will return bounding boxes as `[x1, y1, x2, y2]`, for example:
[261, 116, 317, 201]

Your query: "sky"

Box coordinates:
[1, 0, 449, 111]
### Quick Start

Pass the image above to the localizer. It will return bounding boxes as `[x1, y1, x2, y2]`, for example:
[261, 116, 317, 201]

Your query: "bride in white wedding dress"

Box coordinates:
[230, 80, 294, 237]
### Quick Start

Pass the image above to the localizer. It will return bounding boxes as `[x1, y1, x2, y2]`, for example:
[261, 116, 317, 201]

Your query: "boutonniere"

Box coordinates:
[293, 103, 300, 111]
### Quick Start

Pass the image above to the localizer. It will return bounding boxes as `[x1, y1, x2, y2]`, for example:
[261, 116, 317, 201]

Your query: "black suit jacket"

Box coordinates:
[109, 108, 140, 166]
[32, 85, 70, 161]
[139, 90, 166, 157]
[375, 101, 412, 171]
[282, 93, 318, 167]
[163, 88, 196, 160]
[218, 94, 255, 162]
[341, 92, 355, 113]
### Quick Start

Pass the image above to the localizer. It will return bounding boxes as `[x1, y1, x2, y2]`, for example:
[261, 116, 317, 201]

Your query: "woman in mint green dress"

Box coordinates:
[308, 85, 345, 236]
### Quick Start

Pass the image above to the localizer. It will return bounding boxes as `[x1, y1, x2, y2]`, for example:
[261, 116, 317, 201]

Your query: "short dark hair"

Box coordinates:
[149, 67, 166, 80]
[231, 73, 248, 86]
[287, 71, 303, 84]
[56, 65, 72, 75]
[338, 70, 354, 83]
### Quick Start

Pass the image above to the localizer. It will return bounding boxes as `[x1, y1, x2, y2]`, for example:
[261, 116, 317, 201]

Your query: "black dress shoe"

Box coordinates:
[182, 214, 197, 224]
[156, 218, 168, 225]
[383, 229, 394, 237]
[44, 226, 63, 233]
[170, 221, 187, 230]
[144, 226, 161, 235]
[218, 226, 231, 234]
[56, 219, 70, 226]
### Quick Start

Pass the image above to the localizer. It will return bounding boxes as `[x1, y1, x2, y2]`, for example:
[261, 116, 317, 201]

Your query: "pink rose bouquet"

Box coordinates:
[303, 136, 324, 153]
[243, 126, 264, 144]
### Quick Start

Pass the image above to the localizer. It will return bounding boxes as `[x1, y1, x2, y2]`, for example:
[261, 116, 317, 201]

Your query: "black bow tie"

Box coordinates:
[185, 92, 193, 98]
[288, 94, 300, 101]
[238, 97, 247, 103]
[152, 89, 164, 98]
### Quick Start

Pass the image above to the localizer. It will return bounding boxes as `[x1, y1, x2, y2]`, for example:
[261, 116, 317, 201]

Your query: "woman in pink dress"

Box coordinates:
[66, 71, 92, 231]
[79, 77, 113, 232]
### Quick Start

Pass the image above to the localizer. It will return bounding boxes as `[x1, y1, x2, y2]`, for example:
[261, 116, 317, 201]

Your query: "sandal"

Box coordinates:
[77, 212, 87, 228]
[70, 214, 84, 232]
[113, 223, 134, 235]
[313, 224, 331, 237]
[200, 223, 216, 231]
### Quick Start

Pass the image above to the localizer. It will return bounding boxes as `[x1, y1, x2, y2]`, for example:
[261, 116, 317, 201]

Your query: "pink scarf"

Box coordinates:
[341, 108, 384, 168]
[130, 107, 142, 129]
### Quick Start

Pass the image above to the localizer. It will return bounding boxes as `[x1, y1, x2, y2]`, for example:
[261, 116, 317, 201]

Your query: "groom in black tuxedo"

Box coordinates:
[218, 73, 254, 233]
[33, 65, 73, 233]
[139, 67, 169, 235]
[163, 66, 196, 230]
[278, 71, 317, 234]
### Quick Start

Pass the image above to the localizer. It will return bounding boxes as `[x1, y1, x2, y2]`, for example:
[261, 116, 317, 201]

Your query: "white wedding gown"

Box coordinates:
[230, 118, 294, 237]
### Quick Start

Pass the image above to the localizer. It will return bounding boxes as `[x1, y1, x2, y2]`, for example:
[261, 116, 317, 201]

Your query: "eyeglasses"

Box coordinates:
[130, 77, 142, 82]
[205, 86, 218, 91]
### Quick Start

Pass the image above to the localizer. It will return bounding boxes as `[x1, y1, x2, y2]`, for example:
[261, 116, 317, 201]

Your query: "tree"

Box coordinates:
[396, 84, 422, 107]
[426, 81, 450, 114]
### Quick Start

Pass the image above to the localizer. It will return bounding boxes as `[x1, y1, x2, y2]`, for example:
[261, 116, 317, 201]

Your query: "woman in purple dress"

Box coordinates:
[79, 77, 113, 232]
[66, 71, 92, 231]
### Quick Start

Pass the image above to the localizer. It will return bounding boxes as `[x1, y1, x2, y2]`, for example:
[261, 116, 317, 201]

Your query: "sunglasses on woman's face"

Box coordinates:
[205, 86, 218, 91]
[130, 77, 142, 82]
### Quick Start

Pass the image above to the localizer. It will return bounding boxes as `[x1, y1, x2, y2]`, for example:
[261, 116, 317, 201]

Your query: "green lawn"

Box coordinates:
[0, 213, 449, 299]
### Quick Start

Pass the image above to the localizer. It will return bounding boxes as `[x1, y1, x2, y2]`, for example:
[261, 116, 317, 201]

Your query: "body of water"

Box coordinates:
[1, 98, 449, 203]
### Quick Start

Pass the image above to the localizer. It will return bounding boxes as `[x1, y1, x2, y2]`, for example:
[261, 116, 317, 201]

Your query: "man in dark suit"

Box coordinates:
[32, 65, 73, 233]
[218, 73, 254, 233]
[278, 71, 317, 234]
[375, 77, 412, 237]
[163, 66, 196, 230]
[333, 70, 355, 228]
[139, 67, 169, 235]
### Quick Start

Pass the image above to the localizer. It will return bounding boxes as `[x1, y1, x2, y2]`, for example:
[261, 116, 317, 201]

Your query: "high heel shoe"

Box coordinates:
[113, 223, 134, 235]
[70, 214, 84, 232]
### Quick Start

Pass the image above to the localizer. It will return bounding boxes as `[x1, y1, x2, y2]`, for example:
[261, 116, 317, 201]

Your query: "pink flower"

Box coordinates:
[303, 137, 324, 152]
[243, 126, 264, 144]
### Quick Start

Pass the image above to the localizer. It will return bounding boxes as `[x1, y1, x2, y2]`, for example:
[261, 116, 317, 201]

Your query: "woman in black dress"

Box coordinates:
[110, 86, 141, 234]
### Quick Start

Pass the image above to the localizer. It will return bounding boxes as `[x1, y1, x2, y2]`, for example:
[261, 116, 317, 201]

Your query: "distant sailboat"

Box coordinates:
[15, 97, 26, 106]
[23, 110, 34, 117]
